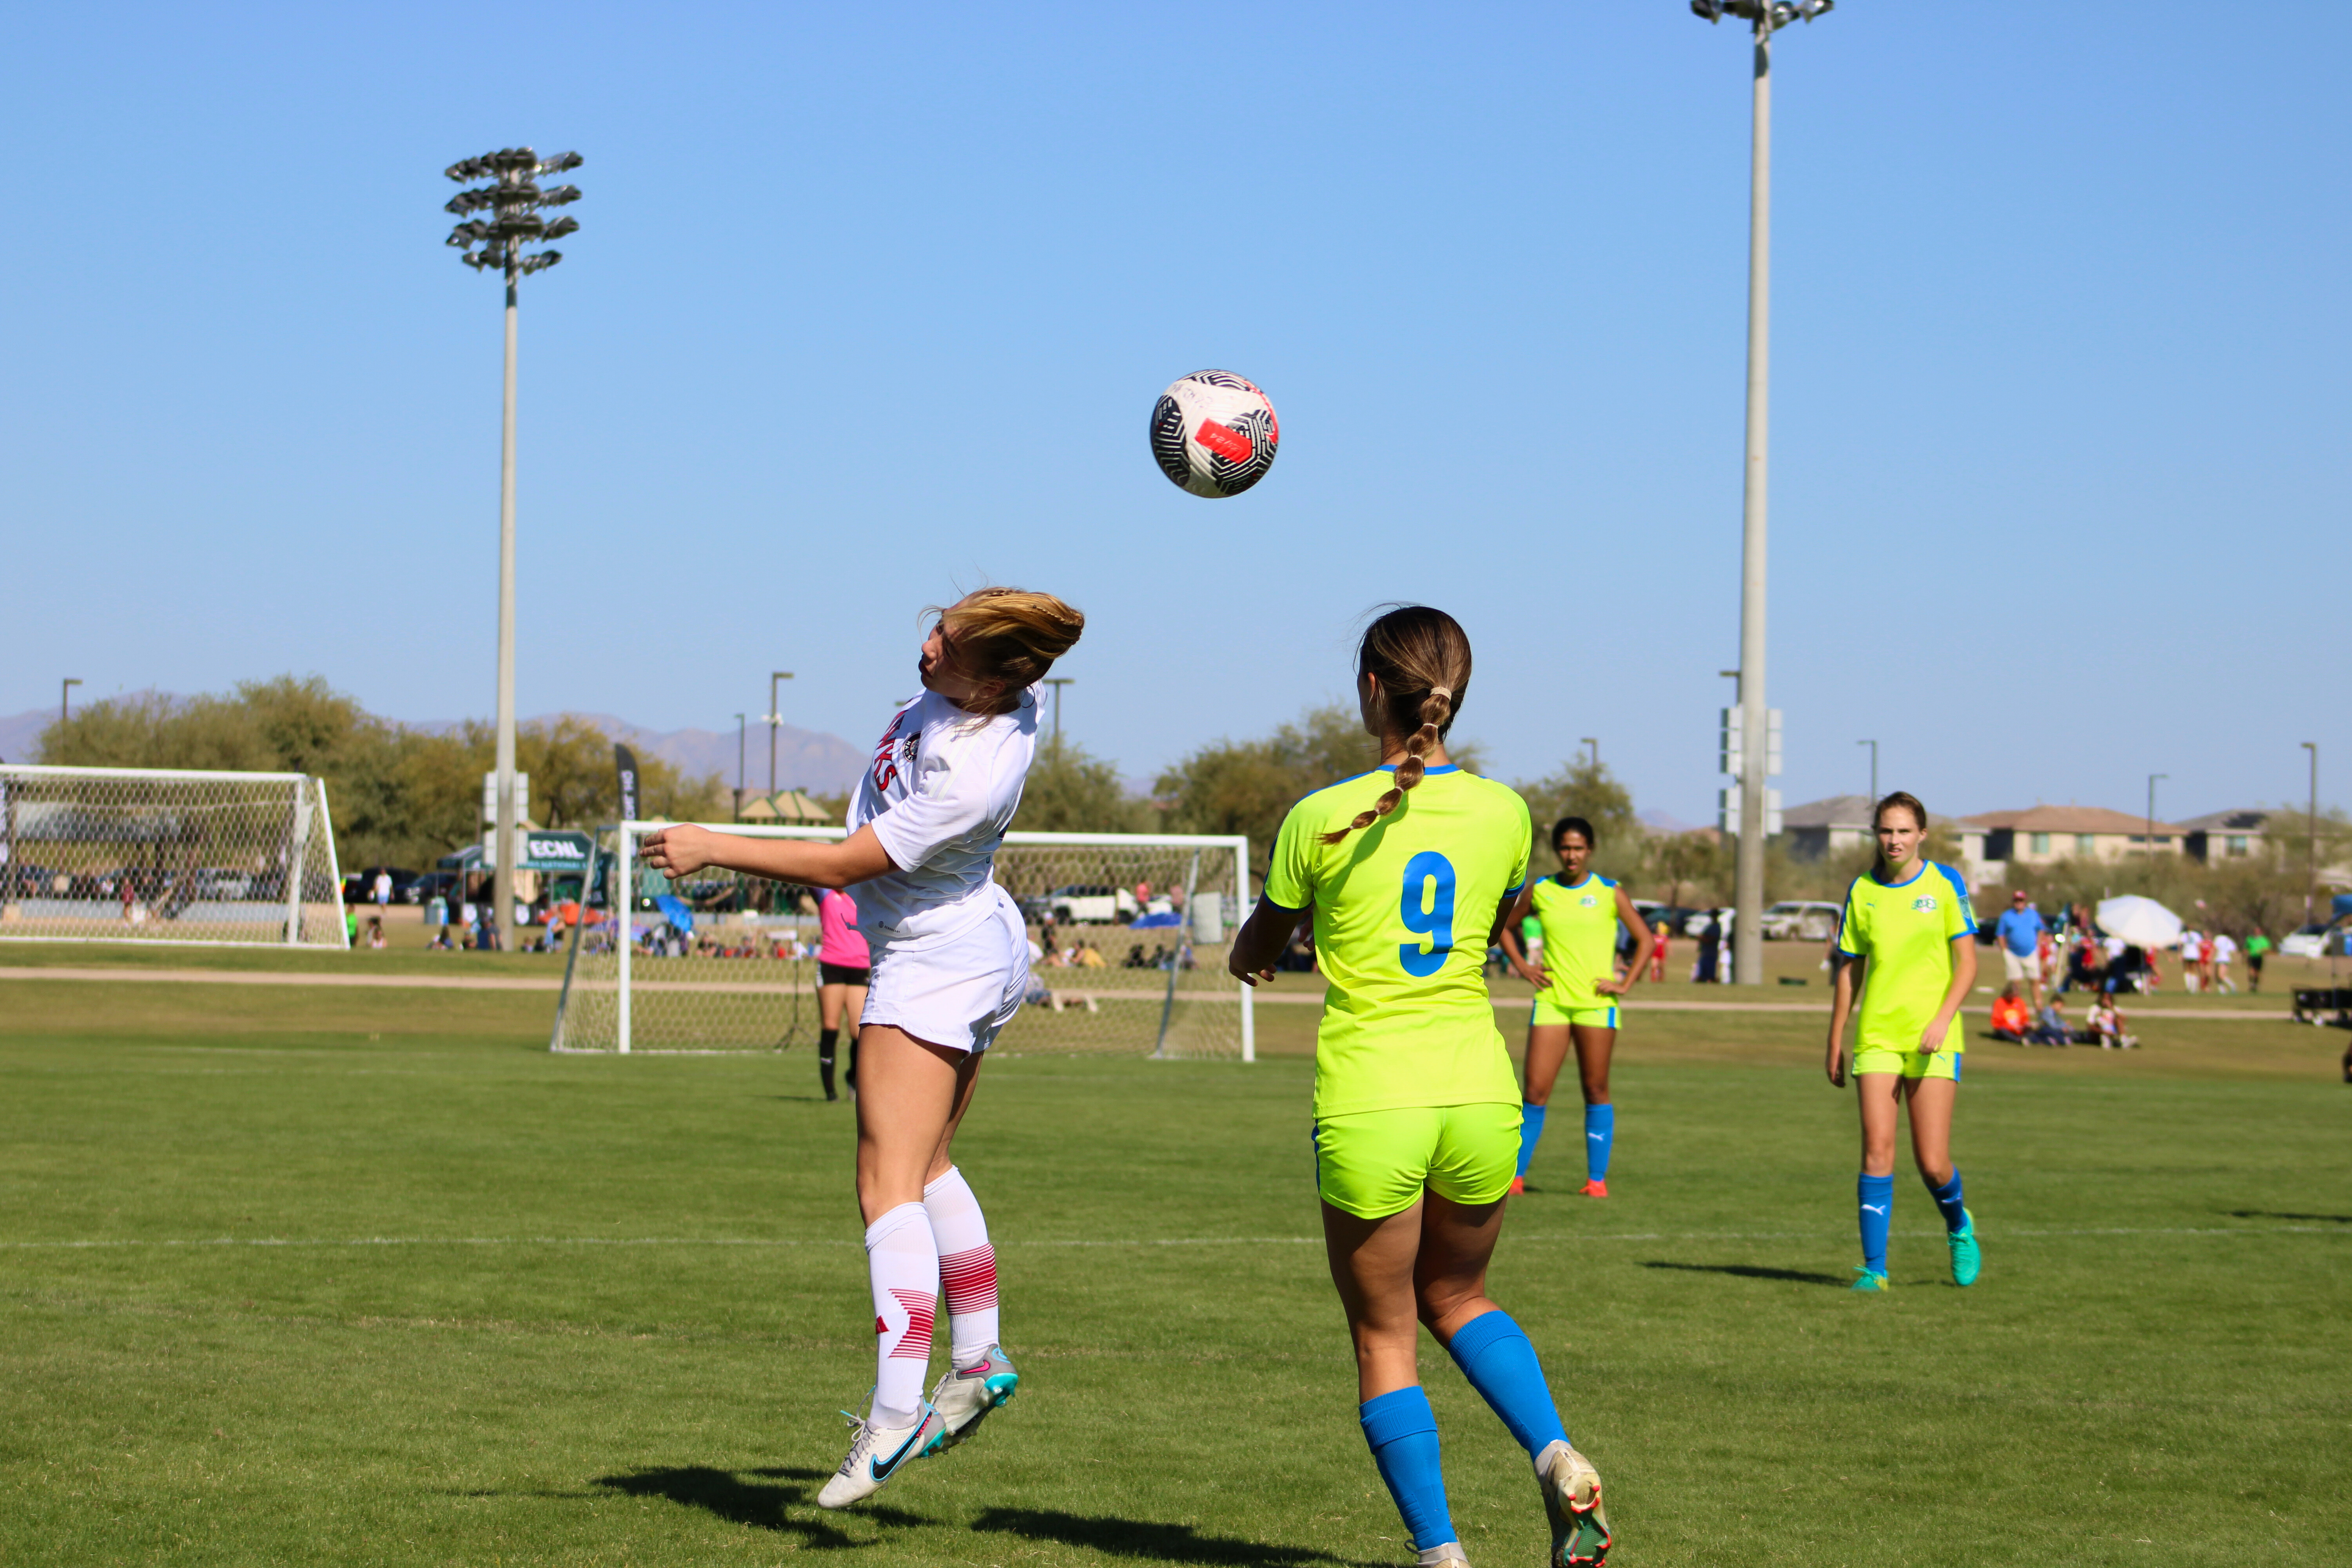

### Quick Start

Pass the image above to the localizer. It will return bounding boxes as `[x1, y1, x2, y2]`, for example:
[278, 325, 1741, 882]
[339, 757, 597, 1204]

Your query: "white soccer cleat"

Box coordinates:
[814, 1404, 946, 1510]
[928, 1345, 1020, 1448]
[1537, 1441, 1612, 1566]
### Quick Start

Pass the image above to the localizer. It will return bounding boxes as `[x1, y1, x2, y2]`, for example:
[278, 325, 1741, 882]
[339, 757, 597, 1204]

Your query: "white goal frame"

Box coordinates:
[584, 821, 1253, 1059]
[0, 764, 345, 948]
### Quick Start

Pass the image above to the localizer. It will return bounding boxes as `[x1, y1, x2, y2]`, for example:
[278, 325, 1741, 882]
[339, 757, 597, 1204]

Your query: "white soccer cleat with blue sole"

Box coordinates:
[815, 1403, 946, 1509]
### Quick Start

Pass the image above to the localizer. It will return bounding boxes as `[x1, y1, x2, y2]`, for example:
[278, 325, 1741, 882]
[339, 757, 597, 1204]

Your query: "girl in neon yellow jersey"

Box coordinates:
[1498, 818, 1654, 1197]
[1825, 791, 1982, 1291]
[1229, 606, 1611, 1568]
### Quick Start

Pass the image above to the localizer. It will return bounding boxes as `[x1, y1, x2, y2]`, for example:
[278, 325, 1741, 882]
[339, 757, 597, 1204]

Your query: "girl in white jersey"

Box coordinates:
[641, 587, 1082, 1509]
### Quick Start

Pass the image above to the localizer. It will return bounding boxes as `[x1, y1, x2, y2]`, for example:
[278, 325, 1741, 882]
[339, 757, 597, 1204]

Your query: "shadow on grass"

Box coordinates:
[2225, 1210, 2352, 1223]
[1641, 1260, 1847, 1287]
[592, 1464, 928, 1545]
[972, 1507, 1386, 1567]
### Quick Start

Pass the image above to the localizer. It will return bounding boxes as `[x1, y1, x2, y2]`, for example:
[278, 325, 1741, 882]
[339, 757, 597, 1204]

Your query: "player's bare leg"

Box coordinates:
[1569, 1024, 1616, 1196]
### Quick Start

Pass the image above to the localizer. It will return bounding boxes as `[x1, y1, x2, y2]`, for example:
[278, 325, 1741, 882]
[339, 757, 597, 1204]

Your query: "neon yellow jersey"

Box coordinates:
[1265, 766, 1532, 1119]
[1528, 873, 1622, 1013]
[1837, 861, 1977, 1056]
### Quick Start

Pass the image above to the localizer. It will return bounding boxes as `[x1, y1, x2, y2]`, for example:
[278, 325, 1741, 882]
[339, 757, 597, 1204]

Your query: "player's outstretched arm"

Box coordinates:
[1229, 895, 1306, 987]
[1917, 933, 1978, 1056]
[1597, 886, 1654, 996]
[640, 823, 897, 890]
[1496, 886, 1544, 989]
[1826, 955, 1861, 1087]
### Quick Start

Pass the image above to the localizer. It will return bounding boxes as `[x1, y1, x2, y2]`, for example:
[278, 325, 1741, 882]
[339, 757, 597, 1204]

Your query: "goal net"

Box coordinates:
[550, 824, 1254, 1059]
[0, 765, 345, 947]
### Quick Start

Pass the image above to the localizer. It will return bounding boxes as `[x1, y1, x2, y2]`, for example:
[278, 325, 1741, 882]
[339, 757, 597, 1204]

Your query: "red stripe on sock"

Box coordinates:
[938, 1245, 998, 1314]
[886, 1287, 936, 1359]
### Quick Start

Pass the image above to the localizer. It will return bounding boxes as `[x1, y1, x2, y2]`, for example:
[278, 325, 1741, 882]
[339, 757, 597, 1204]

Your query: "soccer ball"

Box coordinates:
[1148, 370, 1279, 498]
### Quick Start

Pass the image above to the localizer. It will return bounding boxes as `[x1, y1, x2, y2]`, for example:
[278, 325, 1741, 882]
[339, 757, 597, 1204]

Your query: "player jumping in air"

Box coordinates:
[640, 587, 1083, 1507]
[1824, 791, 1982, 1291]
[1497, 817, 1654, 1198]
[1230, 606, 1611, 1568]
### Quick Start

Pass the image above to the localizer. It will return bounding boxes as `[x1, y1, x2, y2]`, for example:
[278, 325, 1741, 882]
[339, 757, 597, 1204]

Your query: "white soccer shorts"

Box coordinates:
[861, 887, 1029, 1054]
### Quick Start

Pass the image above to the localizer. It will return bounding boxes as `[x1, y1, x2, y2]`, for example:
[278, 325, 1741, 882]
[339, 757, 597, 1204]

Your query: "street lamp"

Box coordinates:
[735, 714, 747, 822]
[2302, 741, 2318, 923]
[1857, 739, 1877, 805]
[1690, 0, 1834, 985]
[1042, 677, 1075, 742]
[766, 672, 795, 798]
[61, 678, 81, 725]
[1581, 737, 1600, 768]
[445, 147, 582, 943]
[2147, 773, 2167, 858]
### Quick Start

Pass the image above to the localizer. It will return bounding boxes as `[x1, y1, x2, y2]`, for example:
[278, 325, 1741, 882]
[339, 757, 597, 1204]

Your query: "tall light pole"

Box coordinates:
[1858, 738, 1877, 805]
[61, 678, 81, 725]
[2302, 741, 2318, 923]
[1581, 737, 1600, 769]
[1042, 677, 1075, 743]
[445, 147, 581, 943]
[734, 714, 747, 821]
[2147, 773, 2167, 858]
[766, 672, 794, 799]
[1691, 0, 1834, 982]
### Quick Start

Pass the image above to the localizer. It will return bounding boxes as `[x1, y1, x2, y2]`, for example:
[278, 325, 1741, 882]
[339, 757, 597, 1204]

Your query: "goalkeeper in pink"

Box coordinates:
[640, 588, 1083, 1510]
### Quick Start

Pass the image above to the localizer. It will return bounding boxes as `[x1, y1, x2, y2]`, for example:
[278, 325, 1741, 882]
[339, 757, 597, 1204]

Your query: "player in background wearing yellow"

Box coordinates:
[1825, 791, 1982, 1291]
[1230, 607, 1611, 1568]
[1498, 817, 1654, 1198]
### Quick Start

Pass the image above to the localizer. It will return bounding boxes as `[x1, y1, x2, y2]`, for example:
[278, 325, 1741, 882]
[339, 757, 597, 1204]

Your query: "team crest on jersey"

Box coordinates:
[1913, 895, 1939, 913]
[1579, 894, 1598, 908]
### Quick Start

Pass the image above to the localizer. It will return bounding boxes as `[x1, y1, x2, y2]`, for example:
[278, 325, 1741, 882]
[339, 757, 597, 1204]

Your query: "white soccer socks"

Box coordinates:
[863, 1202, 940, 1428]
[924, 1165, 1001, 1367]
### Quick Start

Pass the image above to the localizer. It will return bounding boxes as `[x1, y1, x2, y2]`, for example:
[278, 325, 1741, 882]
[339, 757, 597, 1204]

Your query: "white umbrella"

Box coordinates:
[2096, 894, 2183, 949]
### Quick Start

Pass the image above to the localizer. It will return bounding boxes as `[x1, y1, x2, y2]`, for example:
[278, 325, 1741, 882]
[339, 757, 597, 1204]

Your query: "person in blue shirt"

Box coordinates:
[1992, 891, 2048, 1010]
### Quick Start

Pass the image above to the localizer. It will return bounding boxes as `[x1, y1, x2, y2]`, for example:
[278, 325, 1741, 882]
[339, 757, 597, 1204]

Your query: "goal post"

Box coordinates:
[0, 764, 346, 947]
[550, 822, 1254, 1060]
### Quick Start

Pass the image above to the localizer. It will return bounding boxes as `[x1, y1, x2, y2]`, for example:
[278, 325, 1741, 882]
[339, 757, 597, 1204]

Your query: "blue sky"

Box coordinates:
[3, 2, 2343, 824]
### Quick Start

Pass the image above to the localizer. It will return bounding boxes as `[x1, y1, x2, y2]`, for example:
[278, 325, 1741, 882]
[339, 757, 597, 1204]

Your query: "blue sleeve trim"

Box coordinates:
[1936, 862, 1979, 936]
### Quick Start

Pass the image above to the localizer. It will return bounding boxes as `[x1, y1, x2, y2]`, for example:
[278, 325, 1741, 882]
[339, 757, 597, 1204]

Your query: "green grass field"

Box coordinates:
[4, 954, 2348, 1566]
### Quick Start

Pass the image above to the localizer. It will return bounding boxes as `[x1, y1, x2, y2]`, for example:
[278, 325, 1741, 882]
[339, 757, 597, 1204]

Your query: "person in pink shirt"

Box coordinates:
[817, 886, 871, 1102]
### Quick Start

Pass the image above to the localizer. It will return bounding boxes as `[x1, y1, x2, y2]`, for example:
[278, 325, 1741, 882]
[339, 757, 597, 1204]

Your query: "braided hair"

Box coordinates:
[1319, 605, 1473, 845]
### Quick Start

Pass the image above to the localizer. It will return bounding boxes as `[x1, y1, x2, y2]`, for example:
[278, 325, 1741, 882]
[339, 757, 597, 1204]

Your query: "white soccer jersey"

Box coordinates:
[847, 685, 1040, 943]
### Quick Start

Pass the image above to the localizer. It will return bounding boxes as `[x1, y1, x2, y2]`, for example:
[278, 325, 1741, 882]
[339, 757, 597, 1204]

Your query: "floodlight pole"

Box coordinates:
[492, 256, 521, 947]
[735, 714, 747, 821]
[1043, 677, 1075, 741]
[2302, 741, 2318, 923]
[1582, 737, 1600, 768]
[2147, 774, 2166, 858]
[1733, 10, 1775, 987]
[1858, 739, 1877, 805]
[768, 671, 794, 797]
[62, 678, 81, 725]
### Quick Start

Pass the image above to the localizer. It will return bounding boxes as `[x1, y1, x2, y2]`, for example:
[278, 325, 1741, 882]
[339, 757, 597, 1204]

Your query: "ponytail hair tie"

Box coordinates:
[1430, 686, 1453, 702]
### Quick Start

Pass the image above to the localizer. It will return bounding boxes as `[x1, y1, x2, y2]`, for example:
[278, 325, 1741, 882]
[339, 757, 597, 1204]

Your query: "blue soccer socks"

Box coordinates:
[1444, 1309, 1571, 1460]
[1926, 1169, 1967, 1233]
[1583, 1103, 1615, 1182]
[1360, 1387, 1456, 1552]
[1857, 1173, 1894, 1276]
[1515, 1104, 1548, 1179]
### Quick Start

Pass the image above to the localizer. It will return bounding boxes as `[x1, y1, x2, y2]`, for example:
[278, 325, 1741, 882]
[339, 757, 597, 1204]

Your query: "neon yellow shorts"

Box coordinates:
[1530, 997, 1619, 1029]
[1312, 1102, 1521, 1219]
[1851, 1046, 1963, 1082]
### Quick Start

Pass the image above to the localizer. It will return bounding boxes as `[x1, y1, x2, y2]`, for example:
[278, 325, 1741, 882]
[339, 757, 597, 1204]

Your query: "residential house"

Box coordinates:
[1964, 806, 2187, 876]
[2174, 809, 2269, 864]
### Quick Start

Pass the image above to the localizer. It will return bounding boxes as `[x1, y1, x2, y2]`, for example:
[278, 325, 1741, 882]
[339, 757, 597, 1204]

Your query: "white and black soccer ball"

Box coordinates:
[1149, 370, 1279, 498]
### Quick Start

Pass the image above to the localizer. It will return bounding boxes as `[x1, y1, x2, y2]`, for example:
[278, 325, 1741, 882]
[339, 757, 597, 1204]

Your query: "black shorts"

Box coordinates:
[818, 961, 871, 987]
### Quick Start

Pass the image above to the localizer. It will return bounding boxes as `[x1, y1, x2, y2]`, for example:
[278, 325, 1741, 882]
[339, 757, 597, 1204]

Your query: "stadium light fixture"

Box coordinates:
[444, 147, 581, 942]
[61, 678, 81, 725]
[1688, 0, 1834, 984]
[766, 672, 794, 798]
[1042, 677, 1076, 742]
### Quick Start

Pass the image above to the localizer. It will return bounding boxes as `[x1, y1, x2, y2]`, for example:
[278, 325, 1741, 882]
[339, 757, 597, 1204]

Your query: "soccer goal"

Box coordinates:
[0, 765, 346, 947]
[549, 823, 1254, 1059]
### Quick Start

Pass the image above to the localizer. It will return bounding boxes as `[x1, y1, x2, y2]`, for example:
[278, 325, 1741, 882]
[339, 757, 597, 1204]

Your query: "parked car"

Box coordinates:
[2280, 924, 2336, 960]
[1761, 900, 1843, 942]
[342, 867, 423, 905]
[1019, 883, 1139, 926]
[189, 867, 257, 900]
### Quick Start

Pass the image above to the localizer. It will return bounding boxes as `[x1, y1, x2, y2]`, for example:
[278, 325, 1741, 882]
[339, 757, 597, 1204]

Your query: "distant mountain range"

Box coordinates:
[0, 703, 866, 795]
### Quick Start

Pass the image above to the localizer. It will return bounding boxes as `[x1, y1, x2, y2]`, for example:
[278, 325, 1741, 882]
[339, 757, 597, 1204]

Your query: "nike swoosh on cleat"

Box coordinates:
[868, 1422, 931, 1482]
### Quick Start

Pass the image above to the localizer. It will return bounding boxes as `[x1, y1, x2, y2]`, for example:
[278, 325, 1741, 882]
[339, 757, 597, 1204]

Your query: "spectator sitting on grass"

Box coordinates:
[2087, 995, 2137, 1049]
[2030, 998, 2074, 1047]
[1989, 984, 2031, 1042]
